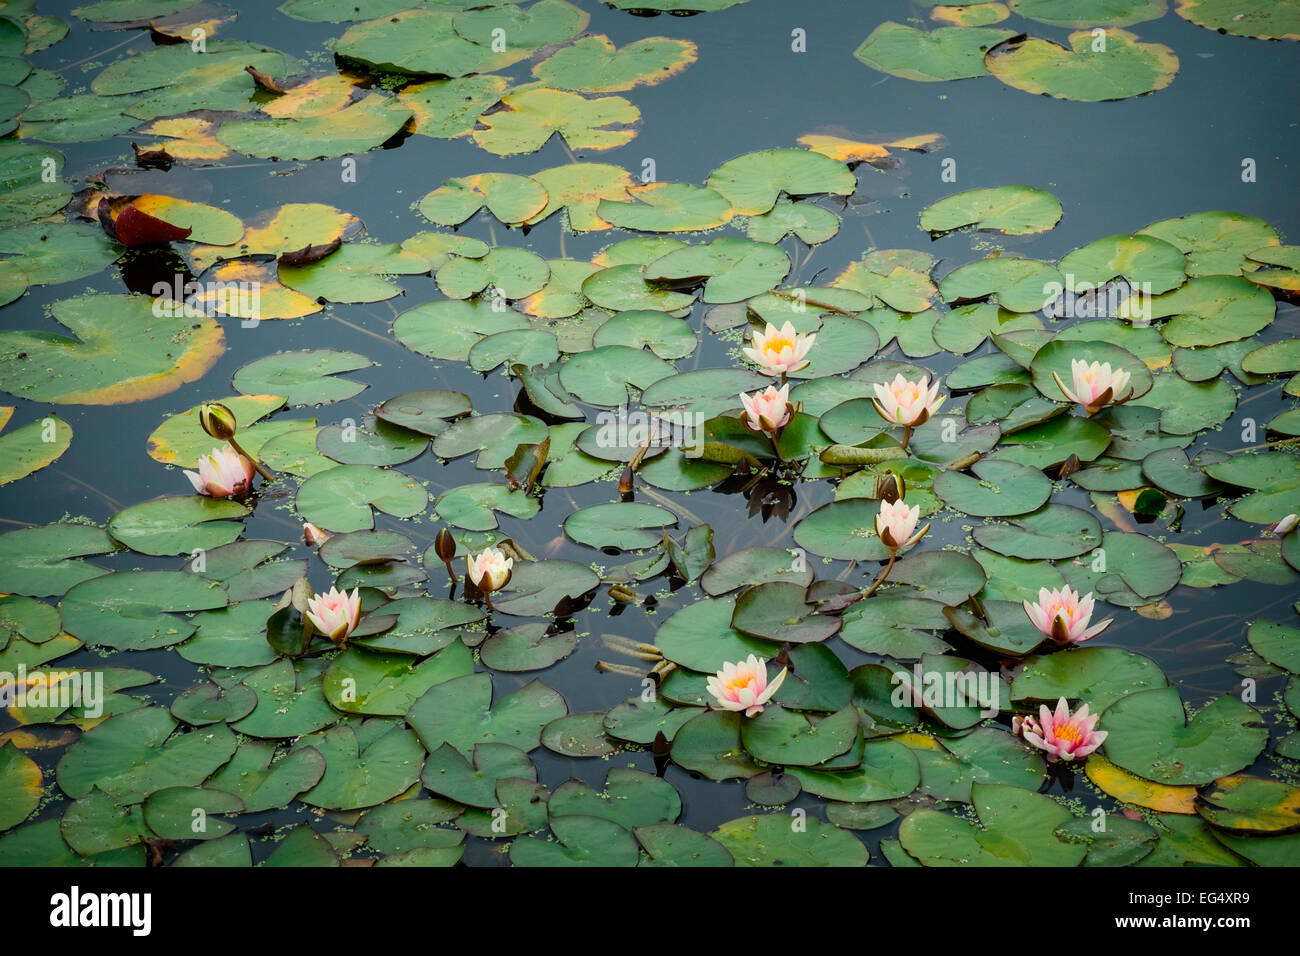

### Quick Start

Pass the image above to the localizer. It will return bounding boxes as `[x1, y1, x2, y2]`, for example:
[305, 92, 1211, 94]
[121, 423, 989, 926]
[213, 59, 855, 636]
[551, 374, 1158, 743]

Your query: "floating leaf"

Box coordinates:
[920, 185, 1062, 236]
[854, 22, 1016, 81]
[1103, 686, 1268, 785]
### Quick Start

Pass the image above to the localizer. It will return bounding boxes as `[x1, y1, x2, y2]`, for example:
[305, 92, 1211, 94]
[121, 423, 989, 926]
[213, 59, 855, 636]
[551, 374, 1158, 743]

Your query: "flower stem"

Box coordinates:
[862, 550, 898, 599]
[900, 424, 913, 453]
[230, 436, 275, 481]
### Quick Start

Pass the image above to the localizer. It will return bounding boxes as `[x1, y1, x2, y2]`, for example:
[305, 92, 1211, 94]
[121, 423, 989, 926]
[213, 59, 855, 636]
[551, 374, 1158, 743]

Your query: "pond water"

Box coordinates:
[1, 0, 1298, 868]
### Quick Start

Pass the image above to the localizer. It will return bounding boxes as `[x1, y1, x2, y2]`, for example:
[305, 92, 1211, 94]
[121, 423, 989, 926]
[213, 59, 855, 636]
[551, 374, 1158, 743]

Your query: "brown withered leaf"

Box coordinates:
[131, 142, 173, 170]
[278, 238, 342, 266]
[245, 64, 285, 95]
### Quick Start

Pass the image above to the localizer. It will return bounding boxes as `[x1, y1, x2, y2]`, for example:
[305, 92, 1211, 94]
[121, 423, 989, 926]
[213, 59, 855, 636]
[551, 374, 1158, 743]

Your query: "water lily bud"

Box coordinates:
[875, 470, 905, 504]
[434, 527, 457, 562]
[199, 402, 238, 441]
[1267, 514, 1298, 537]
[302, 522, 330, 547]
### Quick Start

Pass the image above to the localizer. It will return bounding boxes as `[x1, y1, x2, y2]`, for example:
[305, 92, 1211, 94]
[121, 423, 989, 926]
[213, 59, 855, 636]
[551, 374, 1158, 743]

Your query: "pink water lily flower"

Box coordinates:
[707, 655, 788, 718]
[467, 547, 513, 593]
[1053, 359, 1132, 415]
[1018, 697, 1107, 762]
[742, 321, 815, 377]
[872, 374, 944, 428]
[184, 444, 255, 501]
[875, 497, 928, 553]
[305, 586, 361, 644]
[1023, 585, 1113, 645]
[739, 383, 792, 434]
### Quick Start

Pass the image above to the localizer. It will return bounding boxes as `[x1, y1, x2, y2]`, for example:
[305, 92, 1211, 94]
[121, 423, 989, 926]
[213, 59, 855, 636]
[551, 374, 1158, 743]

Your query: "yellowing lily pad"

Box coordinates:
[986, 29, 1178, 102]
[472, 88, 640, 157]
[0, 293, 223, 405]
[532, 34, 697, 92]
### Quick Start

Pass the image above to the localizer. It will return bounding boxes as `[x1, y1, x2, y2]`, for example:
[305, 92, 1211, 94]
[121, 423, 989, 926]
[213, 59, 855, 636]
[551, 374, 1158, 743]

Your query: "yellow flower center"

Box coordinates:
[724, 672, 758, 695]
[763, 333, 794, 356]
[1055, 722, 1083, 744]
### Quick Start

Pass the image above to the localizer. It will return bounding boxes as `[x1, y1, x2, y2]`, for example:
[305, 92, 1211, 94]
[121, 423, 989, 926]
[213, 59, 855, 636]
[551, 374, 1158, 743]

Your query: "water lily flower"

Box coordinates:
[1023, 585, 1113, 645]
[706, 655, 787, 718]
[305, 586, 361, 644]
[184, 444, 255, 500]
[739, 383, 792, 434]
[742, 321, 815, 377]
[1016, 697, 1107, 762]
[467, 547, 513, 594]
[875, 497, 928, 553]
[1267, 514, 1298, 537]
[1053, 359, 1132, 416]
[302, 522, 330, 547]
[872, 374, 944, 429]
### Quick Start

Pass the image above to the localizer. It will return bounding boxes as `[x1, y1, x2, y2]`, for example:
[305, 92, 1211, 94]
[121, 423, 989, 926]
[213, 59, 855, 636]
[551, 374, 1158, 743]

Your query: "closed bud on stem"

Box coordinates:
[199, 402, 238, 442]
[434, 527, 456, 562]
[874, 470, 905, 504]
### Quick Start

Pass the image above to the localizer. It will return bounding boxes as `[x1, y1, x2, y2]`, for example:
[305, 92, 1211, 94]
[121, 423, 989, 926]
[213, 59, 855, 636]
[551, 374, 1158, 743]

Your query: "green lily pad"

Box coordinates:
[296, 465, 427, 532]
[1104, 687, 1268, 785]
[986, 29, 1178, 102]
[323, 641, 472, 716]
[298, 722, 425, 811]
[921, 185, 1062, 236]
[56, 706, 237, 803]
[0, 293, 223, 406]
[60, 571, 227, 651]
[408, 673, 567, 758]
[710, 812, 868, 866]
[1056, 530, 1182, 607]
[705, 148, 855, 217]
[935, 458, 1052, 517]
[899, 782, 1086, 865]
[1012, 646, 1166, 712]
[854, 22, 1016, 82]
